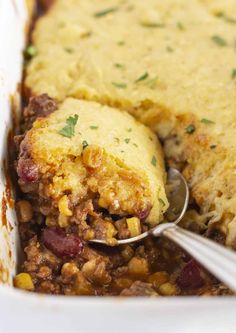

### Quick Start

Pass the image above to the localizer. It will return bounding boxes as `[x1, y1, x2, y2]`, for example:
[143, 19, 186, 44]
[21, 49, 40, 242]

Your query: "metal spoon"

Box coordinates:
[91, 168, 236, 292]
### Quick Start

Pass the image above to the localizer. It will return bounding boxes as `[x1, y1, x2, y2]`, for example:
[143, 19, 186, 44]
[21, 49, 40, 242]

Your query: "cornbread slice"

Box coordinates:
[17, 98, 168, 241]
[25, 0, 236, 247]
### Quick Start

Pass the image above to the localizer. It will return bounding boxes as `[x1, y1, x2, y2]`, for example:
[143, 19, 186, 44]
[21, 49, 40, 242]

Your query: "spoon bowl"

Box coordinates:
[90, 168, 236, 291]
[90, 168, 189, 245]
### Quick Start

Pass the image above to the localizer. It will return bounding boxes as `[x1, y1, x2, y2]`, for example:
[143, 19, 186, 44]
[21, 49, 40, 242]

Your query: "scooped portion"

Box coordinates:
[16, 96, 168, 244]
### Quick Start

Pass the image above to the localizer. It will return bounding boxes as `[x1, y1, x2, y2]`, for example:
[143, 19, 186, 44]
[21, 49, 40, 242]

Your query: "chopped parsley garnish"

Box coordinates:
[158, 198, 165, 206]
[177, 22, 185, 30]
[64, 48, 74, 53]
[211, 35, 227, 47]
[216, 12, 236, 24]
[232, 69, 236, 79]
[90, 125, 98, 130]
[185, 124, 195, 134]
[210, 144, 217, 149]
[135, 72, 149, 83]
[112, 82, 127, 89]
[141, 22, 165, 28]
[201, 118, 215, 124]
[94, 7, 118, 18]
[151, 156, 157, 167]
[24, 45, 37, 58]
[166, 46, 174, 53]
[144, 76, 158, 89]
[59, 114, 78, 138]
[117, 40, 125, 46]
[124, 138, 130, 144]
[133, 143, 138, 148]
[114, 63, 126, 69]
[82, 140, 89, 149]
[127, 128, 132, 132]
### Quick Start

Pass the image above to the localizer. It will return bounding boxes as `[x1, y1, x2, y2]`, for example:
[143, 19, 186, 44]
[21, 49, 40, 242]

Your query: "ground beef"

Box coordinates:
[22, 94, 57, 130]
[16, 224, 232, 296]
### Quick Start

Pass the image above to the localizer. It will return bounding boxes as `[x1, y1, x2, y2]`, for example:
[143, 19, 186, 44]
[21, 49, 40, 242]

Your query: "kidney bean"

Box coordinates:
[42, 227, 83, 259]
[17, 158, 39, 183]
[176, 260, 204, 289]
[137, 206, 151, 221]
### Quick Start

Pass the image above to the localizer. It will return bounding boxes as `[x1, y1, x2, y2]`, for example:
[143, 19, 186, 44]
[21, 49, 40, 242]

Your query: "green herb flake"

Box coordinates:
[82, 140, 89, 150]
[151, 156, 157, 167]
[90, 125, 98, 130]
[216, 12, 236, 24]
[211, 35, 228, 47]
[114, 63, 126, 69]
[124, 138, 130, 144]
[223, 16, 236, 24]
[149, 136, 154, 141]
[201, 118, 215, 124]
[127, 128, 132, 132]
[117, 40, 125, 46]
[94, 7, 118, 18]
[133, 143, 138, 148]
[24, 45, 37, 58]
[135, 72, 149, 83]
[232, 69, 236, 79]
[141, 22, 165, 28]
[112, 82, 127, 89]
[64, 48, 74, 53]
[185, 124, 196, 134]
[158, 198, 165, 206]
[210, 144, 217, 149]
[177, 22, 185, 30]
[144, 76, 158, 89]
[166, 46, 174, 53]
[59, 114, 79, 138]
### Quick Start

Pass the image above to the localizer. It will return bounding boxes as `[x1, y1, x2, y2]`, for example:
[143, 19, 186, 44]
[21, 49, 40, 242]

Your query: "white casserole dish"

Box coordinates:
[0, 1, 236, 332]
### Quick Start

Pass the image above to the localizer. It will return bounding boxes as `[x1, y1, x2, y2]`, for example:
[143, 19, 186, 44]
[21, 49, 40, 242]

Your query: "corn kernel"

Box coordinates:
[159, 282, 177, 296]
[106, 221, 117, 239]
[82, 145, 103, 168]
[58, 213, 69, 228]
[113, 278, 133, 290]
[126, 217, 141, 237]
[98, 197, 108, 209]
[58, 195, 72, 216]
[128, 257, 149, 277]
[83, 229, 95, 241]
[14, 273, 34, 291]
[74, 272, 93, 296]
[16, 200, 33, 223]
[148, 271, 169, 288]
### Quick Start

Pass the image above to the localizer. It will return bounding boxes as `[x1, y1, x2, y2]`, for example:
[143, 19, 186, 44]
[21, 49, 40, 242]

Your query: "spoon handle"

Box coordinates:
[158, 225, 236, 292]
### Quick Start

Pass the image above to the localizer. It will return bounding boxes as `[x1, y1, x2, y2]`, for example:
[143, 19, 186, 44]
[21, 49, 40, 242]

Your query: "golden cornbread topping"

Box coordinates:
[25, 0, 236, 247]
